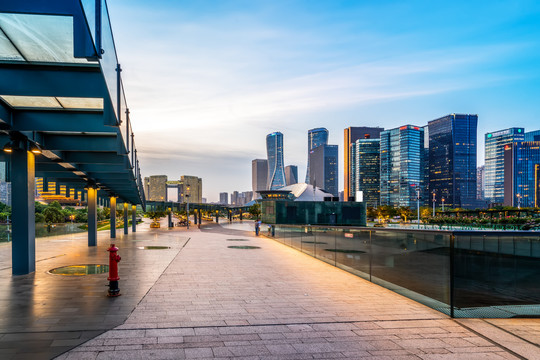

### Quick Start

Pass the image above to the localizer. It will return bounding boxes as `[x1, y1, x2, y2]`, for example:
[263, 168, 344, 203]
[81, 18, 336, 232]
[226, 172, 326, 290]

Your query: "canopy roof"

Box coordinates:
[0, 0, 144, 205]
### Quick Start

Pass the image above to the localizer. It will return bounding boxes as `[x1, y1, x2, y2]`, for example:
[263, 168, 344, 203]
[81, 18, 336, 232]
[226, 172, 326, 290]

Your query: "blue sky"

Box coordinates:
[107, 0, 540, 202]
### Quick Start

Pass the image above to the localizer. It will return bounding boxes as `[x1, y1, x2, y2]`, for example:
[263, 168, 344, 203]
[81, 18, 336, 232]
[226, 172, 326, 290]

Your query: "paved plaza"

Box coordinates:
[0, 220, 539, 359]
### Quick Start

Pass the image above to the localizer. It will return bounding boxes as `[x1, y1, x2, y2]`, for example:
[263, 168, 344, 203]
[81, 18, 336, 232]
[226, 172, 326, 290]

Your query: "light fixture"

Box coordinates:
[2, 142, 13, 153]
[29, 142, 42, 154]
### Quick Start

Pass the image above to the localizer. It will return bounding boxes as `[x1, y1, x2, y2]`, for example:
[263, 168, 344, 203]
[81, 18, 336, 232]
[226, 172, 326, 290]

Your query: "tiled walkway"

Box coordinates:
[47, 221, 538, 360]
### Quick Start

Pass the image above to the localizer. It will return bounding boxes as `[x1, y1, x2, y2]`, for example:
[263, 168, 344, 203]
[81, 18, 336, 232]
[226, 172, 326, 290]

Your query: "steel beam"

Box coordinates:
[87, 187, 97, 246]
[110, 196, 116, 239]
[11, 149, 36, 275]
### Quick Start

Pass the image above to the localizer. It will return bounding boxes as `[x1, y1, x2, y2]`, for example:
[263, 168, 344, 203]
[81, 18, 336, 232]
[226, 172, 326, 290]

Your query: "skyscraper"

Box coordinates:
[428, 114, 478, 209]
[252, 159, 268, 193]
[309, 144, 338, 196]
[219, 192, 228, 205]
[380, 125, 425, 209]
[352, 136, 380, 206]
[305, 128, 328, 183]
[525, 130, 540, 142]
[344, 127, 383, 201]
[484, 128, 524, 204]
[285, 165, 298, 186]
[504, 141, 540, 207]
[266, 132, 286, 190]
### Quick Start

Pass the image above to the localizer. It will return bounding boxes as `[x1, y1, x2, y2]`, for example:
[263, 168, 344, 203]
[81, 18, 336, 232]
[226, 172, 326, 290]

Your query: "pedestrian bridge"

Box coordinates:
[0, 0, 145, 274]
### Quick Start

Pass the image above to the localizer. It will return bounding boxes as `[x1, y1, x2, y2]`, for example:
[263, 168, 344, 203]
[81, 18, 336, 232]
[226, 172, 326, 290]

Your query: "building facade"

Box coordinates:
[351, 137, 380, 207]
[525, 130, 540, 142]
[266, 132, 286, 190]
[285, 165, 298, 186]
[305, 128, 328, 183]
[251, 159, 268, 193]
[309, 144, 338, 197]
[380, 125, 425, 209]
[504, 141, 540, 207]
[148, 175, 168, 201]
[219, 192, 228, 205]
[484, 128, 524, 204]
[179, 175, 202, 203]
[428, 114, 478, 209]
[476, 165, 485, 200]
[344, 127, 383, 201]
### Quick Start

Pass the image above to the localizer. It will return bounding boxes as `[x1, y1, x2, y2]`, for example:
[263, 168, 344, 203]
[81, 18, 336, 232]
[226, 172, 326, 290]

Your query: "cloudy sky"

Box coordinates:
[107, 0, 540, 202]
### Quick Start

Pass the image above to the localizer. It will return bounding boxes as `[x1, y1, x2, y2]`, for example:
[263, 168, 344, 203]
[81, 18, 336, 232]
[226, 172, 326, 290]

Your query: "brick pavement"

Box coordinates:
[57, 222, 539, 359]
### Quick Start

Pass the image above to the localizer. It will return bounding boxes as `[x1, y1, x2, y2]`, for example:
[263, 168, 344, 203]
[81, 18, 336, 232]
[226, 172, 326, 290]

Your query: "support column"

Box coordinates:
[11, 149, 35, 275]
[132, 205, 137, 232]
[123, 202, 129, 235]
[110, 196, 116, 238]
[87, 187, 97, 246]
[194, 208, 198, 225]
[198, 208, 202, 229]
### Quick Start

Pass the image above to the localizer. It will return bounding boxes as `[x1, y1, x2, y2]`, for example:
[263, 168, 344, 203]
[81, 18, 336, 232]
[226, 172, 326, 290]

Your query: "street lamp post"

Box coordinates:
[416, 186, 420, 229]
[442, 197, 445, 212]
[517, 194, 521, 209]
[432, 192, 436, 217]
[186, 185, 190, 229]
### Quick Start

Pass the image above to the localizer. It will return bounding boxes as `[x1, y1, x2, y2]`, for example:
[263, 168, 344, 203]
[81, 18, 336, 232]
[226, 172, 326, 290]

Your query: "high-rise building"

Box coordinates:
[380, 125, 425, 209]
[351, 136, 380, 207]
[344, 127, 383, 201]
[525, 130, 540, 142]
[179, 176, 202, 203]
[285, 165, 298, 186]
[476, 165, 485, 200]
[266, 132, 286, 190]
[143, 177, 150, 200]
[484, 128, 524, 204]
[309, 144, 338, 197]
[504, 141, 540, 207]
[536, 164, 540, 208]
[219, 192, 228, 205]
[242, 191, 253, 204]
[252, 159, 268, 193]
[428, 114, 478, 209]
[231, 191, 239, 205]
[147, 175, 167, 201]
[305, 128, 328, 183]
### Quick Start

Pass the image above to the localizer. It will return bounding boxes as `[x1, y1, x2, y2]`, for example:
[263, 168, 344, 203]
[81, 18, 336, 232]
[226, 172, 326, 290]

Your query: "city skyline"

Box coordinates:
[107, 1, 540, 202]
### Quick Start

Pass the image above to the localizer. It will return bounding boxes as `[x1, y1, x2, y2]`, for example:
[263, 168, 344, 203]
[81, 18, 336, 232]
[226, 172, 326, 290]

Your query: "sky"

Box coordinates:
[107, 0, 540, 202]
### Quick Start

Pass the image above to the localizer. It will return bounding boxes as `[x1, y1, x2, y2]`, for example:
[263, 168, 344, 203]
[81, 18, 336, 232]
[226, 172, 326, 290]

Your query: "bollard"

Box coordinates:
[107, 244, 121, 297]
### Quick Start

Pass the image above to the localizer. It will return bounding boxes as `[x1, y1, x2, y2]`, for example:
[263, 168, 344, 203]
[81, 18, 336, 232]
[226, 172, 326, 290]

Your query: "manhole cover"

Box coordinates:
[301, 241, 327, 244]
[227, 246, 261, 249]
[137, 246, 171, 250]
[323, 249, 365, 254]
[227, 239, 249, 241]
[48, 264, 109, 276]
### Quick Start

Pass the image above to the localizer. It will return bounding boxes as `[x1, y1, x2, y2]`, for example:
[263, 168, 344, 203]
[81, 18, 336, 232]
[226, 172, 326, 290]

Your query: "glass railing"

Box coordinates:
[269, 225, 540, 318]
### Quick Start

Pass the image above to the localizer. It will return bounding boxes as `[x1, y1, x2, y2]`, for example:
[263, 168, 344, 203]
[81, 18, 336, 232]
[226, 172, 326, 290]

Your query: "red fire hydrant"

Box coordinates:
[107, 244, 121, 297]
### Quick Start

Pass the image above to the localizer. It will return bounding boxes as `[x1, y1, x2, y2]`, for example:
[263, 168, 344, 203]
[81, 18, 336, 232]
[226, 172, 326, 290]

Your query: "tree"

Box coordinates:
[49, 201, 62, 210]
[43, 206, 64, 223]
[248, 203, 261, 219]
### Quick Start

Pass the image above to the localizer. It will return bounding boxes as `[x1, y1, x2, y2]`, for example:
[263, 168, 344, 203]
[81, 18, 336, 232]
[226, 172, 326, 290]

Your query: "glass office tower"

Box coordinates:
[484, 128, 524, 204]
[428, 114, 478, 209]
[380, 125, 425, 209]
[309, 145, 338, 196]
[352, 138, 380, 206]
[266, 132, 286, 190]
[305, 128, 328, 184]
[504, 141, 540, 207]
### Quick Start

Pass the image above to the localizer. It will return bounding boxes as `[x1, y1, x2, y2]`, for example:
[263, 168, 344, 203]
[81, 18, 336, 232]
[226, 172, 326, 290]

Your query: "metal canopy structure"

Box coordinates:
[0, 0, 145, 275]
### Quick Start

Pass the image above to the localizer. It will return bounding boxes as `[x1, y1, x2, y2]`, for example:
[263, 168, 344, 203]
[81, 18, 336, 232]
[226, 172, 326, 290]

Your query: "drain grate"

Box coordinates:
[137, 246, 171, 250]
[227, 246, 260, 249]
[226, 239, 249, 241]
[48, 264, 109, 276]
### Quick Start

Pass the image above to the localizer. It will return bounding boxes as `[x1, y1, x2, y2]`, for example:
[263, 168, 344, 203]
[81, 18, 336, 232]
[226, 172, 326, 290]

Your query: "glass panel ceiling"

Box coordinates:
[0, 13, 94, 63]
[0, 95, 103, 109]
